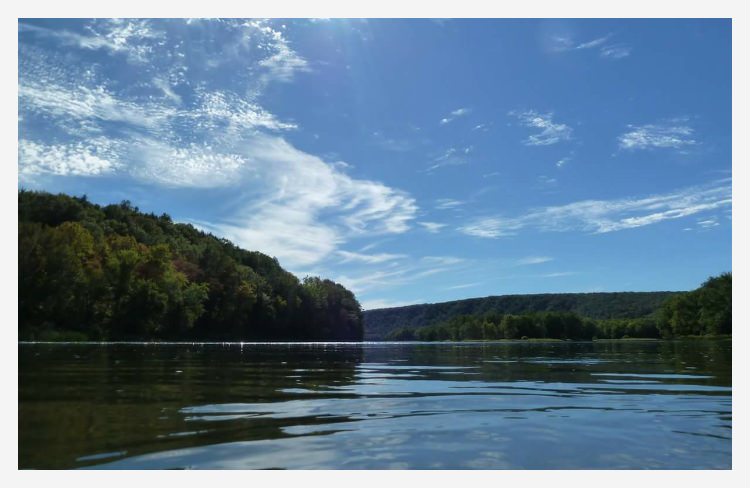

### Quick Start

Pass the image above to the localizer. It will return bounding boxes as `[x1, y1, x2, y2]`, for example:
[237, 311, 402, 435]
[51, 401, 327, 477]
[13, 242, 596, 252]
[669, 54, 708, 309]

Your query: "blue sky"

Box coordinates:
[18, 18, 732, 309]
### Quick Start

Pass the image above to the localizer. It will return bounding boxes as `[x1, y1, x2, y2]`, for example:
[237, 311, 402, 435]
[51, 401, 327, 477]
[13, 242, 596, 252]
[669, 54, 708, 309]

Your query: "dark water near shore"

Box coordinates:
[19, 340, 731, 469]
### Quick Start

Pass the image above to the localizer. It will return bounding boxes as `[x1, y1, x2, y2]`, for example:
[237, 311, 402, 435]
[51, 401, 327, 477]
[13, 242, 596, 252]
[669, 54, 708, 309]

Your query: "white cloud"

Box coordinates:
[600, 45, 632, 59]
[459, 180, 731, 238]
[549, 32, 631, 59]
[418, 222, 448, 233]
[458, 217, 524, 238]
[19, 139, 121, 180]
[516, 256, 554, 265]
[435, 198, 466, 210]
[18, 80, 176, 133]
[423, 146, 472, 172]
[19, 20, 420, 271]
[575, 35, 612, 50]
[697, 218, 720, 229]
[153, 77, 182, 105]
[421, 256, 465, 266]
[556, 156, 572, 168]
[128, 140, 248, 188]
[19, 74, 296, 141]
[246, 20, 310, 85]
[337, 250, 407, 264]
[336, 255, 466, 295]
[360, 298, 421, 310]
[189, 135, 418, 267]
[537, 175, 557, 186]
[210, 205, 343, 268]
[443, 282, 482, 290]
[192, 89, 298, 134]
[619, 120, 697, 150]
[549, 35, 575, 52]
[440, 107, 471, 124]
[510, 110, 572, 146]
[20, 20, 164, 64]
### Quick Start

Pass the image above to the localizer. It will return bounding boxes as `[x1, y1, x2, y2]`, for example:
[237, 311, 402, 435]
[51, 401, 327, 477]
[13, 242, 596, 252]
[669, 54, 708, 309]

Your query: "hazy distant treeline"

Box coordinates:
[364, 291, 679, 340]
[385, 273, 731, 341]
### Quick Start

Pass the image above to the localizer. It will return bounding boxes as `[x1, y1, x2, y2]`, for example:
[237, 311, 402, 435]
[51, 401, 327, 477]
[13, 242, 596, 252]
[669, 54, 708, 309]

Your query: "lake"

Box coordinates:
[18, 340, 731, 469]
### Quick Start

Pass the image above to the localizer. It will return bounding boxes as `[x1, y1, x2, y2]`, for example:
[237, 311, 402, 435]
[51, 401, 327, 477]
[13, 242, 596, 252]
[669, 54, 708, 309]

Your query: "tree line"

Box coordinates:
[363, 290, 679, 340]
[19, 190, 364, 342]
[385, 273, 731, 341]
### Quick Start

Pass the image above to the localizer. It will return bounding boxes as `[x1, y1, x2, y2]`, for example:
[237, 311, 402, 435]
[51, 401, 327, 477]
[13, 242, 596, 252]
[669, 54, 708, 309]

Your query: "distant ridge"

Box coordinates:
[362, 291, 681, 340]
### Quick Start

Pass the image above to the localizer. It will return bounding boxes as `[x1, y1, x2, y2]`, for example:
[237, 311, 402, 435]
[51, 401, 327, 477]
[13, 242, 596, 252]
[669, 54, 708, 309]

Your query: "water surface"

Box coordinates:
[18, 340, 731, 469]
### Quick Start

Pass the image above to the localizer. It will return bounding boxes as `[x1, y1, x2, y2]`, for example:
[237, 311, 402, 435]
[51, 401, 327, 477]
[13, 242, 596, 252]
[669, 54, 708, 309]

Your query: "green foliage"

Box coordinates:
[18, 190, 364, 341]
[657, 273, 731, 338]
[384, 274, 730, 342]
[396, 311, 600, 341]
[363, 290, 681, 340]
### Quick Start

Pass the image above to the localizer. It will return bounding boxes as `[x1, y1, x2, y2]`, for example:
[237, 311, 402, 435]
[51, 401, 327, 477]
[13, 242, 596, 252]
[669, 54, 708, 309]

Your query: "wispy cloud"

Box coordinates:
[337, 250, 407, 264]
[18, 69, 295, 143]
[459, 218, 523, 238]
[550, 32, 631, 59]
[194, 135, 418, 267]
[574, 34, 612, 50]
[127, 140, 248, 188]
[619, 119, 697, 150]
[195, 89, 299, 133]
[443, 282, 482, 290]
[556, 156, 572, 168]
[459, 179, 731, 238]
[435, 198, 466, 210]
[18, 79, 177, 134]
[247, 20, 310, 85]
[20, 20, 164, 64]
[510, 110, 572, 146]
[440, 107, 471, 125]
[418, 221, 448, 233]
[516, 256, 554, 266]
[18, 19, 416, 270]
[541, 272, 577, 278]
[335, 255, 466, 295]
[19, 138, 122, 179]
[697, 218, 720, 229]
[360, 298, 422, 310]
[423, 146, 473, 172]
[600, 45, 632, 59]
[421, 256, 465, 266]
[537, 175, 557, 186]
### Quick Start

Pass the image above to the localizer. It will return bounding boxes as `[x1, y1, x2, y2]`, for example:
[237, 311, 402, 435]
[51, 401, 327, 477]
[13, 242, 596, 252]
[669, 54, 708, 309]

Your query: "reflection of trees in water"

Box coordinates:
[658, 340, 732, 386]
[362, 341, 732, 387]
[19, 344, 363, 469]
[19, 341, 730, 469]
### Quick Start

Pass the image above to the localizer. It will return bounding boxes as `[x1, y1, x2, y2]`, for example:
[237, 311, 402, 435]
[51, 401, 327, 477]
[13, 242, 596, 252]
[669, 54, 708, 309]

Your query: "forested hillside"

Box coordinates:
[363, 291, 679, 340]
[382, 273, 731, 341]
[657, 272, 732, 337]
[19, 191, 363, 342]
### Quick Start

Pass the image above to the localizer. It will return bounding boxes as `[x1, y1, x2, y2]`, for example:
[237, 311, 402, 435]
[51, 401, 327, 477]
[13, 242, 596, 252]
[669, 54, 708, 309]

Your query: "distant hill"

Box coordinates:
[363, 291, 681, 340]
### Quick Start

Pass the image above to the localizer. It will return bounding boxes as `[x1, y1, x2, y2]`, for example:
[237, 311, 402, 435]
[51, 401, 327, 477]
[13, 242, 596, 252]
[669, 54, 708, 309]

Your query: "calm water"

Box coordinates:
[19, 340, 731, 469]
